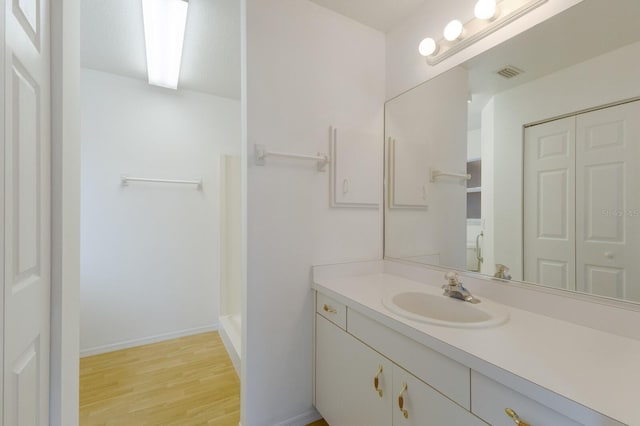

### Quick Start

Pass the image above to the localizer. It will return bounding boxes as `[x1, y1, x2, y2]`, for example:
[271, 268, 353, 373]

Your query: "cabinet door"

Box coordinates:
[316, 315, 392, 426]
[393, 365, 487, 426]
[332, 127, 380, 208]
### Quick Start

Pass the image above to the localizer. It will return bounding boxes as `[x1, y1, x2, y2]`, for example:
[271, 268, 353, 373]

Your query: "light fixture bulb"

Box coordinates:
[418, 38, 438, 57]
[474, 0, 498, 20]
[443, 20, 464, 41]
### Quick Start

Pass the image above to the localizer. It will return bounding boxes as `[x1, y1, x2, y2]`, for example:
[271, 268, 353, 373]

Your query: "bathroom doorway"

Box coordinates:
[78, 0, 242, 423]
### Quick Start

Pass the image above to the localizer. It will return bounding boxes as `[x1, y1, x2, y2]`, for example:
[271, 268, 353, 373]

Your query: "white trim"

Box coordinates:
[79, 324, 218, 357]
[219, 317, 241, 376]
[0, 0, 6, 417]
[50, 1, 81, 425]
[273, 409, 322, 426]
[239, 2, 248, 425]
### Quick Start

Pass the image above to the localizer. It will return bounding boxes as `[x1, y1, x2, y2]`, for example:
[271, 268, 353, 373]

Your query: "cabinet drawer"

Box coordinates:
[394, 365, 487, 426]
[316, 292, 347, 329]
[471, 371, 584, 426]
[348, 308, 470, 409]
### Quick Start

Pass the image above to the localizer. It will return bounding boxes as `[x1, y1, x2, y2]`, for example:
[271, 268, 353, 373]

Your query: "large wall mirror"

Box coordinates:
[384, 0, 640, 304]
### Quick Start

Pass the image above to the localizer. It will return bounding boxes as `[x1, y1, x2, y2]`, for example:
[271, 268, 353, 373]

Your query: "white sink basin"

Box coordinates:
[382, 290, 509, 328]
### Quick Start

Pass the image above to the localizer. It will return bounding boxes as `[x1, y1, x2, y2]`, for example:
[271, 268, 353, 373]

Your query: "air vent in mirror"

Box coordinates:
[496, 65, 524, 79]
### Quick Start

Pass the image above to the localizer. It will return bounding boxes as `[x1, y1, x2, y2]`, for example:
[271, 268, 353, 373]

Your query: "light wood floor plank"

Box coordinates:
[80, 331, 240, 425]
[306, 420, 329, 426]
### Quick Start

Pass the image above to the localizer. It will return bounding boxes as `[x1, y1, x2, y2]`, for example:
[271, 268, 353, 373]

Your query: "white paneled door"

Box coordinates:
[575, 101, 640, 302]
[524, 101, 640, 302]
[524, 116, 576, 290]
[3, 0, 51, 423]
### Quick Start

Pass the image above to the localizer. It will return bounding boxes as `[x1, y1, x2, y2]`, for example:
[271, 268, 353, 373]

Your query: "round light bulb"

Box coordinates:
[418, 37, 438, 57]
[474, 0, 497, 20]
[443, 20, 464, 41]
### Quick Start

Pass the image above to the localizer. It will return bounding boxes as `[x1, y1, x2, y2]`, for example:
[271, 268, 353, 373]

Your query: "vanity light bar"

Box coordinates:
[419, 0, 547, 66]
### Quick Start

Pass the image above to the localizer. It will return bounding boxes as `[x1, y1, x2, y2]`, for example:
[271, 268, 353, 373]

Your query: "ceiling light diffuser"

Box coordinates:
[474, 0, 498, 20]
[142, 0, 189, 89]
[443, 20, 464, 41]
[418, 38, 438, 57]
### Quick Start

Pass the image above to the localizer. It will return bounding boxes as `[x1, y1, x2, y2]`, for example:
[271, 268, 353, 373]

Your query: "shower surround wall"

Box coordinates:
[80, 69, 240, 356]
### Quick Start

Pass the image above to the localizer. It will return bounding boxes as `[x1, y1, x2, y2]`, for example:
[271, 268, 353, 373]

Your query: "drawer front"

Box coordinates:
[316, 292, 347, 329]
[348, 308, 470, 409]
[393, 365, 487, 426]
[471, 371, 583, 426]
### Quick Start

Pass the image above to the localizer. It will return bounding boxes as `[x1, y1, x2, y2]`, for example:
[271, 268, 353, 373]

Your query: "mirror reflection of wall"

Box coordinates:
[384, 0, 640, 304]
[385, 67, 469, 269]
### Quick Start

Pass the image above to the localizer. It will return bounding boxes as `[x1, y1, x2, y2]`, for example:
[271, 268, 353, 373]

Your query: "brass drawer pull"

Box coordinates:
[505, 408, 530, 426]
[373, 365, 383, 397]
[398, 382, 408, 419]
[323, 304, 337, 314]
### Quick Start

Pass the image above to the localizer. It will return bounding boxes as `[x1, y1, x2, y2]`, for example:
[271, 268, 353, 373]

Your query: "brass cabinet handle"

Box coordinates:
[505, 408, 531, 426]
[373, 365, 383, 397]
[397, 382, 408, 419]
[323, 304, 337, 314]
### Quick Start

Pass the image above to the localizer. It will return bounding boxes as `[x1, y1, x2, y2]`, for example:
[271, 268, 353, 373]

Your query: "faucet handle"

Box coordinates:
[444, 271, 460, 285]
[494, 264, 512, 280]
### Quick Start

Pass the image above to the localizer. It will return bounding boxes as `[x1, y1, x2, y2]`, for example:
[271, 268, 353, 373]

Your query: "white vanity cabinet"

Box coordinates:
[316, 315, 392, 426]
[470, 371, 582, 426]
[316, 314, 484, 426]
[392, 366, 487, 426]
[314, 289, 625, 426]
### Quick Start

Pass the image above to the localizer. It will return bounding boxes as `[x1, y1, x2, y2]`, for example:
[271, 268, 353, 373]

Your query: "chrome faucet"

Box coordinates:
[442, 272, 480, 304]
[494, 264, 512, 280]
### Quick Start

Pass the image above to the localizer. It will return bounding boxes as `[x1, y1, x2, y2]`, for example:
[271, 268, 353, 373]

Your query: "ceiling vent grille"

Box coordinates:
[496, 65, 524, 79]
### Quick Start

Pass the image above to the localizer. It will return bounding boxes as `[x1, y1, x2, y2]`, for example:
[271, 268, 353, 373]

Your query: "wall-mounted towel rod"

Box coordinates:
[430, 169, 471, 182]
[254, 144, 330, 171]
[121, 175, 203, 189]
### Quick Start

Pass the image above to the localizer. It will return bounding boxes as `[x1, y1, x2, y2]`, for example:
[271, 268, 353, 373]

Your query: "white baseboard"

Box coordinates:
[80, 324, 219, 357]
[274, 409, 322, 426]
[218, 321, 241, 376]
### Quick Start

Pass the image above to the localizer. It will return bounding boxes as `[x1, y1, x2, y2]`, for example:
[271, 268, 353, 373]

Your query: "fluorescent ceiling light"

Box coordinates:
[142, 0, 189, 89]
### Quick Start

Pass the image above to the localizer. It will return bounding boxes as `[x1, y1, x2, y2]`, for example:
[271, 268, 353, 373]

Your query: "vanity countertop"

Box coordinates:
[313, 272, 640, 426]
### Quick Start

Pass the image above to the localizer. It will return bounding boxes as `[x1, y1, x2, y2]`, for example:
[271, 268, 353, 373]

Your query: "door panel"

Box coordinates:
[524, 116, 576, 290]
[4, 0, 50, 422]
[576, 101, 640, 302]
[315, 315, 392, 426]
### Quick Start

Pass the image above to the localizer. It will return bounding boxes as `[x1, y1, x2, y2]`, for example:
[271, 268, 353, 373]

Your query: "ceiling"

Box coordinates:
[310, 0, 428, 32]
[81, 0, 240, 99]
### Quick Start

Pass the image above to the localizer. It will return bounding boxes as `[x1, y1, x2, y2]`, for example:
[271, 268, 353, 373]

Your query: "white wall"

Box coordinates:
[467, 128, 481, 160]
[385, 0, 584, 99]
[80, 69, 240, 355]
[385, 67, 468, 268]
[488, 40, 640, 281]
[244, 0, 385, 423]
